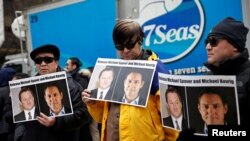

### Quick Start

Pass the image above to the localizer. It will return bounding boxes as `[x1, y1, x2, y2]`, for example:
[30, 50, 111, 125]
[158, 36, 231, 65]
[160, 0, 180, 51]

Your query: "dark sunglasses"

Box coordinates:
[115, 39, 139, 51]
[205, 36, 223, 47]
[34, 57, 55, 64]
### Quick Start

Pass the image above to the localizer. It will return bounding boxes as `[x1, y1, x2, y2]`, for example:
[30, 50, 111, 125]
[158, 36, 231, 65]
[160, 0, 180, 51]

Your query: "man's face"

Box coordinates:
[35, 52, 58, 75]
[44, 86, 63, 115]
[198, 94, 228, 125]
[99, 70, 113, 89]
[205, 37, 238, 66]
[166, 92, 182, 118]
[124, 72, 144, 103]
[116, 41, 142, 60]
[20, 91, 35, 110]
[65, 60, 75, 72]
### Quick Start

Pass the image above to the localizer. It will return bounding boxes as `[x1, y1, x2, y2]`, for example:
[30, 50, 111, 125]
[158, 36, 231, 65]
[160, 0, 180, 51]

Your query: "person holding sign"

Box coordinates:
[163, 86, 187, 131]
[82, 19, 178, 141]
[14, 87, 39, 122]
[178, 17, 249, 140]
[203, 17, 250, 130]
[12, 44, 91, 141]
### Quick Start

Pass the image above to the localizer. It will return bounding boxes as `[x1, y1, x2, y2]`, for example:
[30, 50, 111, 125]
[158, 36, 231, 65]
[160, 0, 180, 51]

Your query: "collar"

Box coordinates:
[69, 68, 79, 78]
[24, 106, 35, 120]
[137, 49, 159, 60]
[97, 87, 110, 99]
[171, 114, 183, 130]
[122, 95, 140, 105]
[50, 107, 65, 116]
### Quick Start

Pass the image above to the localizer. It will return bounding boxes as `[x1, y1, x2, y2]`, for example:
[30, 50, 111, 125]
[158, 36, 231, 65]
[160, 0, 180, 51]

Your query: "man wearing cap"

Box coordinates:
[204, 17, 250, 130]
[15, 44, 92, 141]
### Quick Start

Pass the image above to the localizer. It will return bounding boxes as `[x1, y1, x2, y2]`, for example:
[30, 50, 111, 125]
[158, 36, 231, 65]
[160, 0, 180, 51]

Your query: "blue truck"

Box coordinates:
[5, 0, 248, 75]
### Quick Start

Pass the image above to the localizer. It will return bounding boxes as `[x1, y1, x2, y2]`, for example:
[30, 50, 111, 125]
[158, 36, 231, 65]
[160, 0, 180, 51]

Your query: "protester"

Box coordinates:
[177, 17, 250, 140]
[11, 44, 91, 141]
[65, 57, 89, 90]
[82, 19, 179, 141]
[0, 68, 15, 141]
[204, 17, 250, 130]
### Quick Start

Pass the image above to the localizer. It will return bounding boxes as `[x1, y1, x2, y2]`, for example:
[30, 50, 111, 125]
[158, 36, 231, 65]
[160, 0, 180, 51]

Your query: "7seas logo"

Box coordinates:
[135, 0, 204, 63]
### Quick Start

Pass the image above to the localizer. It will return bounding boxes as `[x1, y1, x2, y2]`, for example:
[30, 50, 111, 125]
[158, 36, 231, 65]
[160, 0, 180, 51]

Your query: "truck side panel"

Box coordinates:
[25, 0, 116, 74]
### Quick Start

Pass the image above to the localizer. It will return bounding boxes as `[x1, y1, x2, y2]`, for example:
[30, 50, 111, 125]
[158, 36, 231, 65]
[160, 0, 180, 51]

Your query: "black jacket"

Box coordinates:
[15, 71, 92, 141]
[0, 86, 11, 135]
[204, 48, 250, 130]
[0, 68, 15, 141]
[69, 68, 89, 90]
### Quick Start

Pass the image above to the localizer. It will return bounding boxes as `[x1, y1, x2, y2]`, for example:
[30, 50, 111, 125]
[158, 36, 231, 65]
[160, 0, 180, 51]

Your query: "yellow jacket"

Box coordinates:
[87, 90, 179, 141]
[87, 50, 179, 140]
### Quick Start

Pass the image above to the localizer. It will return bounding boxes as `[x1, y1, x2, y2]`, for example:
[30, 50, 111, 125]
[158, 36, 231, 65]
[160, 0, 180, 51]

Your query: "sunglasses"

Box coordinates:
[115, 39, 139, 51]
[34, 57, 55, 64]
[205, 36, 223, 47]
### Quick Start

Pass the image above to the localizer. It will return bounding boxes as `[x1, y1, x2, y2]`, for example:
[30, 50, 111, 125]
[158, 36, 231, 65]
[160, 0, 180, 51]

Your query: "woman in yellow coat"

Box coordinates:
[82, 19, 179, 141]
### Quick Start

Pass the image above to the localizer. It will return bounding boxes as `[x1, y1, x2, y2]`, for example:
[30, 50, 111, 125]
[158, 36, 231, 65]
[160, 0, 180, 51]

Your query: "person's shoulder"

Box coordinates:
[65, 71, 73, 79]
[143, 49, 169, 73]
[141, 49, 159, 61]
[155, 60, 169, 74]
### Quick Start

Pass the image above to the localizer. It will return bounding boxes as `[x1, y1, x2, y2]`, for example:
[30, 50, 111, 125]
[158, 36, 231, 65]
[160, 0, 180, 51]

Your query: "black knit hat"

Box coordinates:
[208, 17, 249, 52]
[30, 44, 60, 61]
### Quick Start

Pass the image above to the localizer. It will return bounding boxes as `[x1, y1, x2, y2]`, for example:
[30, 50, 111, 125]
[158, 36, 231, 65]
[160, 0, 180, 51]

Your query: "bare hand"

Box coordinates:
[81, 89, 95, 105]
[37, 113, 56, 127]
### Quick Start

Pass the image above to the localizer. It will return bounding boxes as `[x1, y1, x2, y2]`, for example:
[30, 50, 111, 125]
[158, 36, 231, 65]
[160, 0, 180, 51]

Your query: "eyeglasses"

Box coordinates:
[34, 57, 55, 64]
[115, 39, 139, 51]
[205, 36, 223, 47]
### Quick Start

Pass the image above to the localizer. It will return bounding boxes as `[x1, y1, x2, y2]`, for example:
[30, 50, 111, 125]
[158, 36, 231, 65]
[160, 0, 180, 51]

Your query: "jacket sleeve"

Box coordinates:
[87, 101, 105, 123]
[53, 74, 92, 131]
[150, 60, 169, 95]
